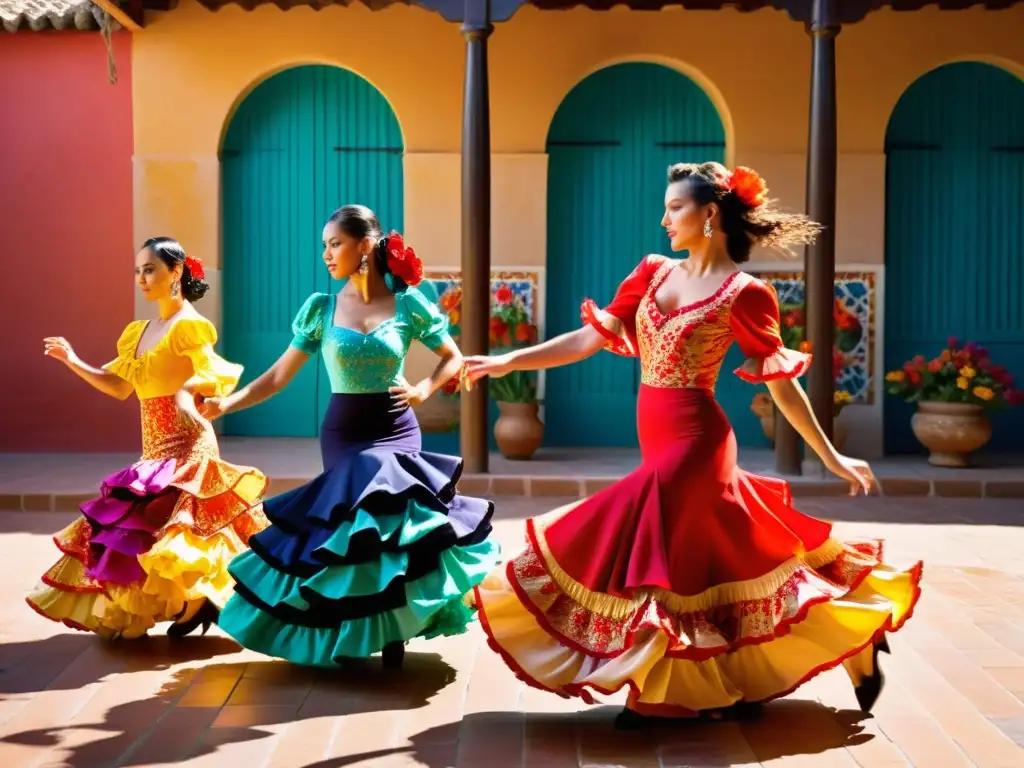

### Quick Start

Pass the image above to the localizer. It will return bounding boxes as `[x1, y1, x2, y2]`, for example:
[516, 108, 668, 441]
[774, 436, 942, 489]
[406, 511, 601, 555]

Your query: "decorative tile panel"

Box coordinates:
[419, 268, 876, 413]
[421, 270, 541, 341]
[752, 271, 876, 404]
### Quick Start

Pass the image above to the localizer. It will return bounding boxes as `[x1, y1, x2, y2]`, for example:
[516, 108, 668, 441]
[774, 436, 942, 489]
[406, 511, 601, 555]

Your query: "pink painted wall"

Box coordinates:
[0, 31, 137, 452]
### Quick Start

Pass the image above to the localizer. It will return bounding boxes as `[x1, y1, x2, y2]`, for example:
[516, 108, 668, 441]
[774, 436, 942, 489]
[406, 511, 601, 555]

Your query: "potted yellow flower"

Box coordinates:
[885, 337, 1021, 467]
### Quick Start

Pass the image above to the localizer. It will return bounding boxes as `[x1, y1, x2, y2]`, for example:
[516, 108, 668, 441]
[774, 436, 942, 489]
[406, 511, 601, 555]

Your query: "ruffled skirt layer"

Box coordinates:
[473, 386, 922, 715]
[219, 394, 501, 666]
[27, 396, 268, 638]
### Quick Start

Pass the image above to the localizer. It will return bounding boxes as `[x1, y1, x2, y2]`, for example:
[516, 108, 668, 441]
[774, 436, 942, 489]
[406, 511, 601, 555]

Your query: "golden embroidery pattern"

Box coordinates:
[507, 536, 891, 659]
[637, 265, 754, 390]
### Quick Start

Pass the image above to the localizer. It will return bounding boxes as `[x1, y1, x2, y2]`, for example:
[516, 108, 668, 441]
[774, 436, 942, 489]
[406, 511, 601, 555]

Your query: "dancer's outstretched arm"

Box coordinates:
[43, 336, 134, 400]
[463, 326, 607, 384]
[768, 377, 874, 495]
[199, 346, 308, 420]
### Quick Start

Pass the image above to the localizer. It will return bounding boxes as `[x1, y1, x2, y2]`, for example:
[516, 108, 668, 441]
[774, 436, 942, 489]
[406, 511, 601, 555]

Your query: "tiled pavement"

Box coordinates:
[2, 496, 1024, 767]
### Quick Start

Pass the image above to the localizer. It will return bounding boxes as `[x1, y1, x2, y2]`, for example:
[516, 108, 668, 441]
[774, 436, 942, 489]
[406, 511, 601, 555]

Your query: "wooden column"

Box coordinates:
[805, 0, 841, 449]
[774, 406, 802, 475]
[459, 7, 493, 474]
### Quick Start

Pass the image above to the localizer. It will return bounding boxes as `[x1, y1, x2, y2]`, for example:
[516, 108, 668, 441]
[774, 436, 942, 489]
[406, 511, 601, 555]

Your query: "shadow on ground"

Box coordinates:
[299, 700, 874, 767]
[0, 633, 240, 696]
[1, 652, 456, 767]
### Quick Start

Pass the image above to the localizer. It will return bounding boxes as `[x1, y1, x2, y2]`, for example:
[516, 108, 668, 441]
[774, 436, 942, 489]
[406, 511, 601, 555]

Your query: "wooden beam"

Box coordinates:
[805, 0, 841, 448]
[92, 0, 144, 31]
[459, 0, 494, 474]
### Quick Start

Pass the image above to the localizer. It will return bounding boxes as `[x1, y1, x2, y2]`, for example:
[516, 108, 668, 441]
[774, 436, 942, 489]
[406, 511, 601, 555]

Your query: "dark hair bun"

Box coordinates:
[182, 267, 209, 303]
[141, 236, 210, 303]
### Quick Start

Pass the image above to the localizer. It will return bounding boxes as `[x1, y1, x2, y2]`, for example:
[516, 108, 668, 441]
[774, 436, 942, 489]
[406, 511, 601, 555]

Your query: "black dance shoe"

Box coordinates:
[614, 707, 656, 730]
[720, 701, 763, 721]
[167, 601, 219, 638]
[854, 635, 891, 713]
[382, 641, 405, 670]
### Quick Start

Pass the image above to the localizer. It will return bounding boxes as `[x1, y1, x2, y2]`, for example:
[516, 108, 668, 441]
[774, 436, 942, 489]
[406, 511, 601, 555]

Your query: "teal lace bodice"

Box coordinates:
[289, 288, 450, 394]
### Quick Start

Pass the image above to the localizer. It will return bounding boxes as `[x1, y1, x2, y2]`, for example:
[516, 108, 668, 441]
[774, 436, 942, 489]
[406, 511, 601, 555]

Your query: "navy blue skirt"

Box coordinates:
[219, 393, 501, 665]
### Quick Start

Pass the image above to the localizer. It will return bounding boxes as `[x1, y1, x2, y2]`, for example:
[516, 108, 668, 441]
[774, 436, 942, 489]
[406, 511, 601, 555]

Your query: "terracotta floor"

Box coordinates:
[2, 496, 1024, 767]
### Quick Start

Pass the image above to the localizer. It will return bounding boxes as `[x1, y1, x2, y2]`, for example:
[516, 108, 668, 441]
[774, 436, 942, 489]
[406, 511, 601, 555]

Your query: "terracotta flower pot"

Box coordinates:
[494, 401, 544, 460]
[911, 401, 992, 468]
[415, 396, 460, 434]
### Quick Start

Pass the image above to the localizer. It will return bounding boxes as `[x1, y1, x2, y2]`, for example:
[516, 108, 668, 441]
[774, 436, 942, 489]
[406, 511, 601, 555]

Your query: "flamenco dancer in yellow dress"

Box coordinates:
[28, 237, 269, 639]
[465, 163, 923, 728]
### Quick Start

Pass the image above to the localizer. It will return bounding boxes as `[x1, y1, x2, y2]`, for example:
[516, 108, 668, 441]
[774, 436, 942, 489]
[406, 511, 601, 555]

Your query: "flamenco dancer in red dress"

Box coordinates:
[465, 162, 922, 729]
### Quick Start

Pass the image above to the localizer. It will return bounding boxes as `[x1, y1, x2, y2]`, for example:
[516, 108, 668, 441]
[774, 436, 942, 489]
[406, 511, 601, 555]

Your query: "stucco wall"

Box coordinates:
[128, 3, 1024, 457]
[0, 31, 136, 452]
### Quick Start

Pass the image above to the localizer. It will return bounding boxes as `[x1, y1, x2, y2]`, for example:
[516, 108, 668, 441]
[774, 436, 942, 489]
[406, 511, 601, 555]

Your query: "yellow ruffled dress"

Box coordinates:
[27, 315, 269, 638]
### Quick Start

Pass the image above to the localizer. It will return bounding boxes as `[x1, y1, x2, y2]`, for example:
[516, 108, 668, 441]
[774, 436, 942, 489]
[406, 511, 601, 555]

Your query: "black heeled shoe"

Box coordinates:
[721, 701, 763, 721]
[167, 601, 219, 638]
[854, 635, 891, 713]
[614, 707, 656, 730]
[382, 641, 405, 670]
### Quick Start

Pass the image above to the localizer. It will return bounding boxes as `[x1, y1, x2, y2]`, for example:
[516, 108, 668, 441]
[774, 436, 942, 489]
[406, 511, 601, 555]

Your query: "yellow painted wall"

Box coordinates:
[131, 1, 1023, 455]
[133, 2, 1024, 279]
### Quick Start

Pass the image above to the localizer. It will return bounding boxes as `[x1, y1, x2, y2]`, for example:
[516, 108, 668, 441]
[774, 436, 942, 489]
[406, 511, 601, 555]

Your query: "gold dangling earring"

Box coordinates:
[703, 218, 713, 238]
[351, 254, 371, 304]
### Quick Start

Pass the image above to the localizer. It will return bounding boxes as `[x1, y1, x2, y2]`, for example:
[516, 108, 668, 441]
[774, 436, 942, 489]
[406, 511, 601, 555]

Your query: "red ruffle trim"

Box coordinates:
[734, 347, 812, 383]
[474, 539, 923, 714]
[517, 521, 917, 663]
[580, 299, 635, 358]
[24, 596, 94, 634]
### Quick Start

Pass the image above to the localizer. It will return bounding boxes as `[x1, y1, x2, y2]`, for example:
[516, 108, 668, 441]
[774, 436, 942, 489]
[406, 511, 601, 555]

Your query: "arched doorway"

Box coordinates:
[884, 62, 1024, 453]
[543, 63, 728, 447]
[221, 65, 403, 437]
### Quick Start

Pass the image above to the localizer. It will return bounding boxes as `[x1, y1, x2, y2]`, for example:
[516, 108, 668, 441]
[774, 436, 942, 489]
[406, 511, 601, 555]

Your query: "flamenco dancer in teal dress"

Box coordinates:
[200, 205, 500, 669]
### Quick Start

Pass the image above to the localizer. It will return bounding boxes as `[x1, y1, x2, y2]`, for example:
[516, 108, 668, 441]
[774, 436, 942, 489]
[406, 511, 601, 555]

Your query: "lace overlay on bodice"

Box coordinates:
[637, 264, 753, 390]
[580, 254, 812, 391]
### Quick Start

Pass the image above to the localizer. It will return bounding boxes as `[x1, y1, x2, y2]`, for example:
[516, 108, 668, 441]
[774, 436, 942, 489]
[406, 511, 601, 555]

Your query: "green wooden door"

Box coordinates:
[222, 65, 403, 437]
[544, 63, 727, 447]
[884, 63, 1024, 454]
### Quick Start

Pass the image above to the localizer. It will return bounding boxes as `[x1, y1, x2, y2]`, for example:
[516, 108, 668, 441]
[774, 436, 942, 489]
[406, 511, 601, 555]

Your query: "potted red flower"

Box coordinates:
[886, 337, 1021, 466]
[489, 285, 543, 459]
[416, 284, 463, 434]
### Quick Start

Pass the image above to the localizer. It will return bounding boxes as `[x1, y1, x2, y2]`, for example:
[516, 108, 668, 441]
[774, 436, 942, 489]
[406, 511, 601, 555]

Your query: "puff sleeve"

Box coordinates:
[729, 280, 812, 383]
[169, 317, 244, 397]
[102, 321, 147, 382]
[290, 293, 330, 355]
[402, 287, 451, 350]
[580, 254, 667, 357]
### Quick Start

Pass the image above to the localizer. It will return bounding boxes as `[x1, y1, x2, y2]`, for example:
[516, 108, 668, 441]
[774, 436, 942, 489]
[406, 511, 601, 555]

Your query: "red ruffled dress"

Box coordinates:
[472, 255, 922, 717]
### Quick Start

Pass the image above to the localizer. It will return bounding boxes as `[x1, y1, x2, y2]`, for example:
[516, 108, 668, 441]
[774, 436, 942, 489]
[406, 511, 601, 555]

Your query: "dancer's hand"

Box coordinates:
[824, 453, 875, 496]
[44, 337, 79, 366]
[463, 354, 513, 387]
[389, 379, 431, 410]
[199, 396, 228, 421]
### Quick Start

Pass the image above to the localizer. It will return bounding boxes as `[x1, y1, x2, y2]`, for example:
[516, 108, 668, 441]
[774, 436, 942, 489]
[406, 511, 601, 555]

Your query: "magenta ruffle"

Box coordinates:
[79, 458, 179, 585]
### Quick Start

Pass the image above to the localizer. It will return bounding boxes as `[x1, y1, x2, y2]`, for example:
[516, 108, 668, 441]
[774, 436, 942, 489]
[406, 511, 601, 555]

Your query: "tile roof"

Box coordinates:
[0, 0, 110, 32]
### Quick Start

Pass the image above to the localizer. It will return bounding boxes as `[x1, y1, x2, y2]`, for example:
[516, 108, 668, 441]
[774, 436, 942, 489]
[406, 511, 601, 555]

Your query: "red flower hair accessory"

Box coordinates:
[385, 233, 423, 287]
[184, 255, 205, 281]
[727, 166, 768, 208]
